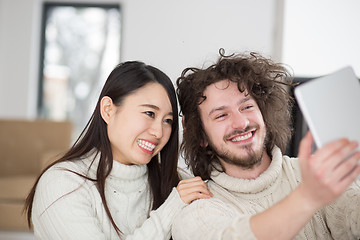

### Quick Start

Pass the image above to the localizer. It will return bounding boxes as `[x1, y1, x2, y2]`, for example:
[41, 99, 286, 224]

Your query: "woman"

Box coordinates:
[25, 61, 211, 239]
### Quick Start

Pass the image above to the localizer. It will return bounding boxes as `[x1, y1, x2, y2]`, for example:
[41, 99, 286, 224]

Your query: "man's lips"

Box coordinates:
[227, 130, 255, 142]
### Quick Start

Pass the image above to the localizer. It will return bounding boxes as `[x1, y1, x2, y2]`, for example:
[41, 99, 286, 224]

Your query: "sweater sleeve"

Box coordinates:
[124, 187, 187, 240]
[323, 179, 360, 239]
[172, 198, 257, 240]
[32, 166, 108, 240]
[33, 166, 187, 240]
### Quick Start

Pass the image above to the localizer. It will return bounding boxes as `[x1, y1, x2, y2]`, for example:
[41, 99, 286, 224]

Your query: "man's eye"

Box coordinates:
[242, 105, 253, 111]
[215, 114, 227, 120]
[145, 111, 155, 118]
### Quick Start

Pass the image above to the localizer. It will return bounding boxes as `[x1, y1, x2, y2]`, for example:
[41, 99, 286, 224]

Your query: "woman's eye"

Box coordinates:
[145, 111, 155, 118]
[164, 118, 173, 125]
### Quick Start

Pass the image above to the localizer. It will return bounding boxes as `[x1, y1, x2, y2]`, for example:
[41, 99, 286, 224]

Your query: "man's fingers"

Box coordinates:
[298, 131, 313, 162]
[316, 140, 358, 178]
[336, 163, 360, 195]
[313, 138, 352, 165]
[333, 150, 360, 182]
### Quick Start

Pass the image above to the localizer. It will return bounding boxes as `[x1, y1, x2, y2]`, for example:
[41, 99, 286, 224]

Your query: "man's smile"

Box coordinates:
[229, 131, 254, 142]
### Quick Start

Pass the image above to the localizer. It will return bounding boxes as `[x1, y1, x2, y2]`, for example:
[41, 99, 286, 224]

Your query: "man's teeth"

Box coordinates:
[137, 139, 156, 151]
[231, 132, 253, 141]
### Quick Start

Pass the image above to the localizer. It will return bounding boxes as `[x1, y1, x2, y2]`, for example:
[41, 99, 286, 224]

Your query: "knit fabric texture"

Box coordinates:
[32, 150, 186, 240]
[172, 146, 360, 240]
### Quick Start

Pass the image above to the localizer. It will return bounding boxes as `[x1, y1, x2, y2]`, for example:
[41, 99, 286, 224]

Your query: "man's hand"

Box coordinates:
[297, 131, 360, 210]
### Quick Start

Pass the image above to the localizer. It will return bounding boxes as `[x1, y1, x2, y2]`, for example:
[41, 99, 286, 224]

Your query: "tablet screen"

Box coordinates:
[294, 66, 360, 151]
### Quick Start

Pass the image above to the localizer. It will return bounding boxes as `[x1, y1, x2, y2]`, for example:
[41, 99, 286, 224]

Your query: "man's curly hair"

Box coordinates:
[177, 50, 295, 179]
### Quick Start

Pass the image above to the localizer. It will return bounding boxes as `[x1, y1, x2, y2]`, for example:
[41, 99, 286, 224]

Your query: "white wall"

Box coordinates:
[0, 0, 41, 119]
[0, 0, 280, 119]
[119, 0, 280, 80]
[282, 0, 360, 77]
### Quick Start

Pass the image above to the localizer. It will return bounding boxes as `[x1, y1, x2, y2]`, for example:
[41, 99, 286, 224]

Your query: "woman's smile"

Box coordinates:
[137, 139, 158, 154]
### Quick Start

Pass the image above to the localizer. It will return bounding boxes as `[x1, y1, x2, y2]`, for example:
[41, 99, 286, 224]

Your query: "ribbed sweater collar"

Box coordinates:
[86, 150, 148, 181]
[210, 146, 283, 194]
[110, 160, 148, 181]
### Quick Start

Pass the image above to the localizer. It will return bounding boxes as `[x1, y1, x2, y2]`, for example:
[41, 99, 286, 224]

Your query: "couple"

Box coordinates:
[25, 50, 360, 239]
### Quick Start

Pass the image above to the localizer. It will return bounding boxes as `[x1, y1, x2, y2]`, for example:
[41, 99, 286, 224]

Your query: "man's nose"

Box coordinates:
[231, 111, 249, 130]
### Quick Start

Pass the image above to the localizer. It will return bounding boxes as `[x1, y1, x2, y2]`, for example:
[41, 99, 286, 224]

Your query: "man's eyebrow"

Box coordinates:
[239, 95, 252, 104]
[209, 106, 227, 117]
[139, 104, 173, 116]
[208, 95, 252, 116]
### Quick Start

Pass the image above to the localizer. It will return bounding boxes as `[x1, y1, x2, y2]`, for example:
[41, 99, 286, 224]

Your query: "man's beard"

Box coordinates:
[208, 126, 267, 170]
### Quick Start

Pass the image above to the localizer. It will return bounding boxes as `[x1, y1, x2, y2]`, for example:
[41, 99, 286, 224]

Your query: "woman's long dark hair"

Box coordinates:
[24, 61, 180, 236]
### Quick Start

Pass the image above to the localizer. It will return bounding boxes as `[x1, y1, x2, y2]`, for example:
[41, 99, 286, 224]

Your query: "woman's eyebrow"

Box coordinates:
[140, 104, 173, 116]
[139, 103, 159, 110]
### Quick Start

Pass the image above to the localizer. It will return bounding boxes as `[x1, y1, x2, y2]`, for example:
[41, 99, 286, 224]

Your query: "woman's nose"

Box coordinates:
[149, 121, 163, 139]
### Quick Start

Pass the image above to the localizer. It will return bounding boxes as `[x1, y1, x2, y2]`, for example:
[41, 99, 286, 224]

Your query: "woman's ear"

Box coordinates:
[100, 96, 114, 124]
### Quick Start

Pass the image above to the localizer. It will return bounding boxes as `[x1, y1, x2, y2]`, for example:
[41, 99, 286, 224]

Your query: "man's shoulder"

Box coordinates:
[179, 197, 238, 219]
[282, 155, 301, 171]
[172, 198, 239, 239]
[283, 155, 299, 163]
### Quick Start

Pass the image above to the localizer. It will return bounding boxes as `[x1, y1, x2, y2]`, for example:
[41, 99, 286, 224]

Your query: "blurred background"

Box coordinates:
[0, 0, 359, 239]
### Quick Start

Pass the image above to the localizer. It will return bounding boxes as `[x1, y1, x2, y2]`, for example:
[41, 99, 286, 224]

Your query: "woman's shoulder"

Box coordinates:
[45, 153, 89, 174]
[37, 155, 97, 198]
[31, 156, 104, 234]
[42, 150, 98, 181]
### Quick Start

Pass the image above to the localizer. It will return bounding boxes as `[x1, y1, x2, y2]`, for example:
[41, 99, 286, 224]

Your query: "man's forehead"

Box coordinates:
[202, 80, 248, 99]
[212, 79, 232, 90]
[199, 81, 251, 113]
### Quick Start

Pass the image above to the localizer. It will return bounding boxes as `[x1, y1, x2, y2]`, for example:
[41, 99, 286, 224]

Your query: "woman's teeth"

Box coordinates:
[137, 139, 156, 151]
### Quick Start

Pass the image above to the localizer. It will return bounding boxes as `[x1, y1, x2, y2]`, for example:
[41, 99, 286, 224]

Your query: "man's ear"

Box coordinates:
[200, 139, 208, 148]
[181, 115, 186, 130]
[183, 114, 209, 148]
[100, 96, 115, 124]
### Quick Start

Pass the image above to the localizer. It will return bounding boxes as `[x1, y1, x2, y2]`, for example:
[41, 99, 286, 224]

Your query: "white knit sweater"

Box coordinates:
[172, 146, 360, 240]
[32, 150, 186, 240]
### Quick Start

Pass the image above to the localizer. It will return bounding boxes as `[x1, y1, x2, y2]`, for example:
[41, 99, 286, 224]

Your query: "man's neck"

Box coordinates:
[221, 152, 272, 180]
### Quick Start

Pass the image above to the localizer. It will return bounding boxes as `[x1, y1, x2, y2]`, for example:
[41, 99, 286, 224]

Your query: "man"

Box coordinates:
[172, 50, 360, 239]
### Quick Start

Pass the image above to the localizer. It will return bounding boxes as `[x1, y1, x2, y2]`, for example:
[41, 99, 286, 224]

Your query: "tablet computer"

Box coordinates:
[294, 66, 360, 152]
